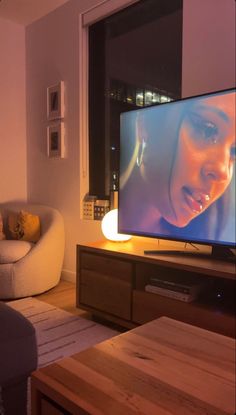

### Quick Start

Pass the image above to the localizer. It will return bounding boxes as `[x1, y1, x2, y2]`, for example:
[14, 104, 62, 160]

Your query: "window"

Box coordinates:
[88, 0, 183, 199]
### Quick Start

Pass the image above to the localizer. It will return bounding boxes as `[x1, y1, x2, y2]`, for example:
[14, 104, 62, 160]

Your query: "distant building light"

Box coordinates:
[161, 95, 169, 102]
[136, 92, 144, 106]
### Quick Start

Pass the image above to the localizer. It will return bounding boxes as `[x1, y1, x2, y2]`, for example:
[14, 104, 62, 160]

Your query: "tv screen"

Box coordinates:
[119, 88, 236, 251]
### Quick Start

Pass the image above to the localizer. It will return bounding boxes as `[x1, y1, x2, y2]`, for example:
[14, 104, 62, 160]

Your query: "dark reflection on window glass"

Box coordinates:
[89, 0, 183, 198]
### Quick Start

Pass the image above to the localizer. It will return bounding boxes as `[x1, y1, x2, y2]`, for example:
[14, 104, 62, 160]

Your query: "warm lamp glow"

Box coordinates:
[101, 209, 131, 242]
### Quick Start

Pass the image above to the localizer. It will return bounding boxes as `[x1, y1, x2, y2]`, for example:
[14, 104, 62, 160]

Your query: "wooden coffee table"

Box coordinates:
[31, 316, 235, 415]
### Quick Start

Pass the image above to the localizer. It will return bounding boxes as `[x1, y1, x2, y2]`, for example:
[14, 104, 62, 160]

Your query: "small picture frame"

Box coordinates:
[47, 81, 64, 120]
[47, 122, 65, 158]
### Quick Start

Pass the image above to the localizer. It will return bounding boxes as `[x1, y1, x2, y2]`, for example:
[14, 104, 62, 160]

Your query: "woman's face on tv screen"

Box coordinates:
[169, 91, 235, 228]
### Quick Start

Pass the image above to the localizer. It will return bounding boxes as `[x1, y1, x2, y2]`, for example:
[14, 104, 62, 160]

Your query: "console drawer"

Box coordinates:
[80, 252, 132, 282]
[80, 270, 132, 319]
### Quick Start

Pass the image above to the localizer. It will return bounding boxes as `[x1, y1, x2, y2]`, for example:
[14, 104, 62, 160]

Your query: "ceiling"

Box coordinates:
[0, 0, 70, 26]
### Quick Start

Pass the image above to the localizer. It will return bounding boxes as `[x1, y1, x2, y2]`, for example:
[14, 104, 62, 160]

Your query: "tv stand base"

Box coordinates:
[77, 240, 235, 338]
[144, 245, 235, 263]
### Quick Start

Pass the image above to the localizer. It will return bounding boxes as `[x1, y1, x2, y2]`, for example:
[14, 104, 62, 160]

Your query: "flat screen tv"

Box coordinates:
[118, 88, 236, 261]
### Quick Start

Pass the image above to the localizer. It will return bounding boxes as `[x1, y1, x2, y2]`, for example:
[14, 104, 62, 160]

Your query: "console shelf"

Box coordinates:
[76, 239, 235, 337]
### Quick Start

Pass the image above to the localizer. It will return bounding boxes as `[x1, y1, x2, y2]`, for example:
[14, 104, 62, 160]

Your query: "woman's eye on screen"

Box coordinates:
[188, 112, 218, 144]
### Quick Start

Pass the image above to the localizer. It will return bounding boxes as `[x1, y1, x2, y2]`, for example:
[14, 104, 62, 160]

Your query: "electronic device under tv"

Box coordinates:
[118, 88, 236, 261]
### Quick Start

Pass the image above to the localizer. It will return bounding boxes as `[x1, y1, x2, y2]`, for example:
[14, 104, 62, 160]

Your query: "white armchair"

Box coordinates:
[0, 203, 65, 299]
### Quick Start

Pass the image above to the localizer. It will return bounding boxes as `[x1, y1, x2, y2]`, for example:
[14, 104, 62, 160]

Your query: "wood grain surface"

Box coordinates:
[78, 239, 236, 280]
[31, 316, 235, 415]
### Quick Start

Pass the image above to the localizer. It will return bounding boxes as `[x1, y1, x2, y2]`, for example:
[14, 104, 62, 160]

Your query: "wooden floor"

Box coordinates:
[35, 280, 91, 318]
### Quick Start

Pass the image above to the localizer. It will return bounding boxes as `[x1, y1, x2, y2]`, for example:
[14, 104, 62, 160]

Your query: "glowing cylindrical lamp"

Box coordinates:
[101, 209, 131, 242]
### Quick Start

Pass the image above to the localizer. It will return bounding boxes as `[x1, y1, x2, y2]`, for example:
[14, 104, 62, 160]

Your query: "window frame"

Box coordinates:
[78, 0, 139, 216]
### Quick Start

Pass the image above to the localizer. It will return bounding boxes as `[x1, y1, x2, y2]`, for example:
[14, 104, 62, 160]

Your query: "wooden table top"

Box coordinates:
[31, 317, 236, 415]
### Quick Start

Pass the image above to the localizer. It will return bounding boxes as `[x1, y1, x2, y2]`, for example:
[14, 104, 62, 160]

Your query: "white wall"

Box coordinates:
[182, 0, 235, 96]
[26, 0, 105, 282]
[0, 18, 27, 202]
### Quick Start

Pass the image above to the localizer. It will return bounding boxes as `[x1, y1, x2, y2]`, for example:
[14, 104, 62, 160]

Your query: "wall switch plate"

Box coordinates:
[94, 199, 110, 221]
[83, 199, 95, 220]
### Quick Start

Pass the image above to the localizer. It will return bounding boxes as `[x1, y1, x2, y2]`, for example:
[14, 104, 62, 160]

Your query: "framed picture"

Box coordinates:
[47, 81, 64, 120]
[47, 122, 65, 158]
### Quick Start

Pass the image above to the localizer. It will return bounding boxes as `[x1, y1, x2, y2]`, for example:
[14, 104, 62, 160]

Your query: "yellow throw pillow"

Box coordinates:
[0, 212, 6, 240]
[8, 212, 21, 240]
[19, 210, 41, 242]
[8, 210, 41, 243]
